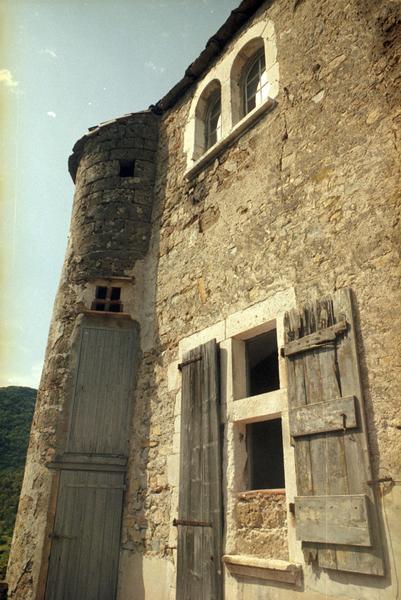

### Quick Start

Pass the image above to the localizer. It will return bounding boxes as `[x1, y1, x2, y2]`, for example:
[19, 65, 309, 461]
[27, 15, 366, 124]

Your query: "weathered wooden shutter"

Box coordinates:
[283, 288, 384, 575]
[45, 470, 124, 600]
[67, 326, 138, 455]
[176, 339, 223, 600]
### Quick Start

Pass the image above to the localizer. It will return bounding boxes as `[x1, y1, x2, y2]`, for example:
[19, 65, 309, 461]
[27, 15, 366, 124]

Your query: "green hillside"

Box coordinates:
[0, 386, 36, 580]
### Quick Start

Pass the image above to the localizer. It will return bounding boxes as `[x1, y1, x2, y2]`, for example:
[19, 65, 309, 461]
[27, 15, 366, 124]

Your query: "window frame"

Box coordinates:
[91, 286, 123, 313]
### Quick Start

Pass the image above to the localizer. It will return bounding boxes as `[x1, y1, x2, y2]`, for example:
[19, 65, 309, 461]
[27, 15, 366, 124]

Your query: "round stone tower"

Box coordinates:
[7, 110, 160, 600]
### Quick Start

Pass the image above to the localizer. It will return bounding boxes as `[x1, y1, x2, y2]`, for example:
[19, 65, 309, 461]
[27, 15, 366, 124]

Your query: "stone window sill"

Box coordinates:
[238, 488, 286, 499]
[186, 97, 277, 180]
[79, 309, 132, 319]
[223, 555, 302, 586]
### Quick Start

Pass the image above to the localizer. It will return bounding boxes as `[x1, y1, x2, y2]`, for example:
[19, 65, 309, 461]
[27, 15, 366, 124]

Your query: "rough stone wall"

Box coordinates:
[236, 492, 288, 560]
[69, 112, 158, 280]
[6, 112, 159, 600]
[151, 0, 401, 477]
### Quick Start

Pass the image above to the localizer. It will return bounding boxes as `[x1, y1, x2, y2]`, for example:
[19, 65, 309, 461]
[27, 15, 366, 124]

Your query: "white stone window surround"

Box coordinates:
[166, 289, 304, 594]
[184, 19, 279, 179]
[78, 276, 135, 317]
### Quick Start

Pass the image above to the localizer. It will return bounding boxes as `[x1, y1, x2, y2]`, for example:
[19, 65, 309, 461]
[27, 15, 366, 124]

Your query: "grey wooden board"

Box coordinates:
[176, 339, 223, 600]
[283, 320, 347, 357]
[289, 396, 357, 437]
[295, 495, 371, 546]
[284, 288, 384, 575]
[67, 326, 138, 455]
[45, 470, 124, 600]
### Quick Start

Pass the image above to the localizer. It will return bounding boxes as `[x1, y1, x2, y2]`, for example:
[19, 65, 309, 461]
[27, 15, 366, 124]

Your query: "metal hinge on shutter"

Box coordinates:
[178, 355, 202, 370]
[173, 518, 212, 527]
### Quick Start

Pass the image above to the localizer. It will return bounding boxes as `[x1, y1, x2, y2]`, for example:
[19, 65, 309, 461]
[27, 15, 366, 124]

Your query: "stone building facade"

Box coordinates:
[7, 0, 401, 599]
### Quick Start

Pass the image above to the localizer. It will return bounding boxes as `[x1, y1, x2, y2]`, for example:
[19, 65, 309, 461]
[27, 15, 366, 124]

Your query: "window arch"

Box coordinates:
[184, 20, 279, 173]
[230, 37, 271, 125]
[243, 50, 269, 115]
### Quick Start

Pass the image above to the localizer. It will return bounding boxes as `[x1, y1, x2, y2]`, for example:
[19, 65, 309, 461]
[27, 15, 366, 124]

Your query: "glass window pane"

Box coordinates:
[244, 51, 268, 115]
[205, 93, 221, 150]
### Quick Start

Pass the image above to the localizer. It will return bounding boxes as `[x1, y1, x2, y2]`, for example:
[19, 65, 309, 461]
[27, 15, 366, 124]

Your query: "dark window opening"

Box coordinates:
[246, 329, 279, 396]
[95, 286, 108, 300]
[119, 159, 135, 178]
[108, 303, 120, 313]
[91, 286, 123, 313]
[110, 287, 121, 301]
[247, 419, 285, 490]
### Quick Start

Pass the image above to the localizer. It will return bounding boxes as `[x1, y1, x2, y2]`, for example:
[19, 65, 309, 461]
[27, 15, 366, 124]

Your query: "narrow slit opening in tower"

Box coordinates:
[119, 160, 135, 177]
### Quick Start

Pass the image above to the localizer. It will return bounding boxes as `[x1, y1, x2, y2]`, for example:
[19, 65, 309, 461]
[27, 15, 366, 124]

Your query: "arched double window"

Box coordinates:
[243, 50, 269, 115]
[205, 92, 222, 150]
[186, 27, 279, 170]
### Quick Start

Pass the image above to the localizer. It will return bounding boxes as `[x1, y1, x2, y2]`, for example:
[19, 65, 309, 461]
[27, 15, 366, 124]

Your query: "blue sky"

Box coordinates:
[0, 0, 239, 388]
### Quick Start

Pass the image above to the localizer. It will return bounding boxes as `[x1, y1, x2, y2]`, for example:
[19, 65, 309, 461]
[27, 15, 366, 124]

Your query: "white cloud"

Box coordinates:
[0, 69, 19, 88]
[145, 60, 165, 74]
[41, 48, 58, 59]
[47, 111, 56, 118]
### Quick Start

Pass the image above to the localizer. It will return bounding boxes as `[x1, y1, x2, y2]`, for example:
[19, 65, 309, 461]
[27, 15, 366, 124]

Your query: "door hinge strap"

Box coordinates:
[178, 356, 202, 371]
[173, 518, 212, 527]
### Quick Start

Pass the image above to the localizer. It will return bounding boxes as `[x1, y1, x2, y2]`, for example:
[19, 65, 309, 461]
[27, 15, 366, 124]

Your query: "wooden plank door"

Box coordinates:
[176, 340, 223, 600]
[45, 470, 125, 600]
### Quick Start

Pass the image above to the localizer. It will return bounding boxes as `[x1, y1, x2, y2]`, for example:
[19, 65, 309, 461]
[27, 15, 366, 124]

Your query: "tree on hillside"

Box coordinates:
[0, 387, 36, 580]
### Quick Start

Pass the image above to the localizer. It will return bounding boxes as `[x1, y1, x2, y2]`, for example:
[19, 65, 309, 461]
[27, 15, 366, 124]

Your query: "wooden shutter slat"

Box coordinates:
[284, 289, 384, 575]
[283, 320, 347, 357]
[295, 495, 371, 546]
[305, 299, 346, 569]
[289, 395, 357, 437]
[320, 289, 383, 575]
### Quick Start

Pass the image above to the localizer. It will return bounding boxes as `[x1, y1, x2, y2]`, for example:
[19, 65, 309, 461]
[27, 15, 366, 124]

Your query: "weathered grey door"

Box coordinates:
[46, 322, 139, 600]
[45, 471, 124, 600]
[176, 339, 223, 600]
[67, 326, 138, 455]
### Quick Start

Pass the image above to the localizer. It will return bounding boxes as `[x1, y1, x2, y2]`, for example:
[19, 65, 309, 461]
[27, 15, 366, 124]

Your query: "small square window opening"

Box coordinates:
[247, 419, 285, 490]
[246, 329, 279, 396]
[119, 160, 135, 178]
[91, 286, 123, 313]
